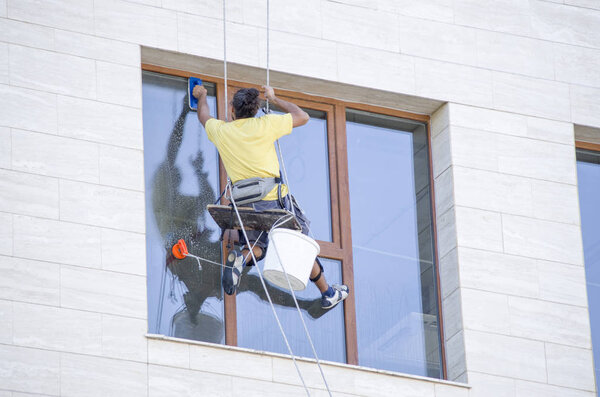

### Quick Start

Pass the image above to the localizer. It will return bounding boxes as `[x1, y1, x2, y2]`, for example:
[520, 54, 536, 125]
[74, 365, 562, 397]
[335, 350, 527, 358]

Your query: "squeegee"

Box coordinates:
[188, 77, 203, 111]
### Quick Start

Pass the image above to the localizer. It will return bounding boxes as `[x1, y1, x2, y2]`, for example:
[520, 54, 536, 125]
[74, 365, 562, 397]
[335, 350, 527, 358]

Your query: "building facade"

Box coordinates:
[0, 0, 599, 396]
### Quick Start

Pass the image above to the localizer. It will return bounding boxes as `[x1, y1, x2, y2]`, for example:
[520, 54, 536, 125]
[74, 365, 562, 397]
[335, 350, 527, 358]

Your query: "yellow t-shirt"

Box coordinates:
[205, 113, 293, 201]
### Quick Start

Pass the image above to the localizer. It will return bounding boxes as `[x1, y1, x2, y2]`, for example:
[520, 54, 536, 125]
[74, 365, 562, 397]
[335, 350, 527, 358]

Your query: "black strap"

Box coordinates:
[309, 258, 324, 283]
[277, 171, 285, 208]
[214, 186, 227, 205]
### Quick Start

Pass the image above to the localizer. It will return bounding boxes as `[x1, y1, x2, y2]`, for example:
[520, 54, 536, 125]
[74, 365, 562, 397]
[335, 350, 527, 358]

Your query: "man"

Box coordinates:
[192, 84, 349, 310]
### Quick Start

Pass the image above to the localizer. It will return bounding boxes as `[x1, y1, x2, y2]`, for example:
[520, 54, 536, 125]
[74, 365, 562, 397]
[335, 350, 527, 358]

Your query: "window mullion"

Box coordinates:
[218, 81, 238, 347]
[334, 102, 359, 365]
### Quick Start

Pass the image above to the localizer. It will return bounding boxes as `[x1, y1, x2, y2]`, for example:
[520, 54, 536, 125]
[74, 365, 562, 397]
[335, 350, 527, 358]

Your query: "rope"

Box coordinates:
[212, 1, 331, 394]
[262, 3, 328, 393]
[268, 219, 332, 396]
[276, 141, 296, 219]
[182, 231, 264, 271]
[265, 0, 270, 114]
[223, 0, 228, 121]
[228, 184, 311, 396]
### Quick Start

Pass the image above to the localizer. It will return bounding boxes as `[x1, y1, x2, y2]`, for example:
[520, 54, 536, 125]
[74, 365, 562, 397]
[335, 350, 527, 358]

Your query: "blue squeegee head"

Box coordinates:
[188, 77, 203, 111]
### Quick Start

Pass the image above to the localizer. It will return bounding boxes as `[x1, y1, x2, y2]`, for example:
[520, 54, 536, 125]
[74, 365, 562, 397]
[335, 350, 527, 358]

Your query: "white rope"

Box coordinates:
[223, 0, 228, 122]
[268, 220, 333, 396]
[263, 1, 329, 395]
[213, 1, 332, 394]
[276, 141, 296, 219]
[265, 0, 270, 114]
[228, 184, 311, 396]
[183, 231, 264, 271]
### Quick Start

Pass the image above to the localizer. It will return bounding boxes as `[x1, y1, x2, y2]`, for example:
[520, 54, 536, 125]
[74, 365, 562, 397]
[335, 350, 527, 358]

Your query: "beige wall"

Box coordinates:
[1, 0, 599, 395]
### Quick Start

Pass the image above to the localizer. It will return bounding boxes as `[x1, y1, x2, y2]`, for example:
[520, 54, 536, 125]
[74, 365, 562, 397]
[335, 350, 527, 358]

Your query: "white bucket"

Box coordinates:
[263, 228, 320, 291]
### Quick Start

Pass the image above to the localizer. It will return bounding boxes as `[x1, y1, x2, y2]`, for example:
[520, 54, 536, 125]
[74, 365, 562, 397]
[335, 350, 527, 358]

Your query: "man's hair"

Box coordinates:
[232, 88, 260, 119]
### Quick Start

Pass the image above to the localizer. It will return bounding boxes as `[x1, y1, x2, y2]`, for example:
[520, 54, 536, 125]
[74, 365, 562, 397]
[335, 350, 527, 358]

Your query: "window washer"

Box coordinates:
[192, 84, 349, 310]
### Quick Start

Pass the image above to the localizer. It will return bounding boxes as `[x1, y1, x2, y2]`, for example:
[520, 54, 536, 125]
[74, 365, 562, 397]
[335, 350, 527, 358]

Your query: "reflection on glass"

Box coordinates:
[257, 107, 332, 242]
[142, 72, 224, 343]
[346, 109, 442, 377]
[237, 257, 346, 363]
[577, 149, 600, 388]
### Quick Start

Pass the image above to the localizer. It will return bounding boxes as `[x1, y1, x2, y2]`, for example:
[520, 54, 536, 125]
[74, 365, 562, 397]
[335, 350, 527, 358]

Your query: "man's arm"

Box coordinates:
[263, 85, 309, 127]
[192, 85, 212, 127]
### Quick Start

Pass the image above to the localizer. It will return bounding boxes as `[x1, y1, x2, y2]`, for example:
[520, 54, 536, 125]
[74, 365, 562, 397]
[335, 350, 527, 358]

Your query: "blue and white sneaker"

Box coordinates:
[321, 284, 349, 310]
[222, 248, 245, 295]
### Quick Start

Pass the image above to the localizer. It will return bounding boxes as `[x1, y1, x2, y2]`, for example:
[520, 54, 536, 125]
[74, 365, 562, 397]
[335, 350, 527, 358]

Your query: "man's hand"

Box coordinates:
[192, 85, 207, 99]
[262, 85, 276, 102]
[261, 85, 309, 127]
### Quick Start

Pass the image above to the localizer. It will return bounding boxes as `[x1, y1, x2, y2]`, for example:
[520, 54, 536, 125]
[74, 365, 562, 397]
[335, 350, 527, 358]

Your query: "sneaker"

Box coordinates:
[321, 284, 349, 310]
[222, 248, 244, 295]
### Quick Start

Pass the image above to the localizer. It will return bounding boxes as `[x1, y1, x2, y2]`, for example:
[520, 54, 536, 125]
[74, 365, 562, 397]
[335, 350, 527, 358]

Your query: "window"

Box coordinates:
[142, 72, 223, 343]
[346, 110, 442, 377]
[141, 67, 445, 378]
[577, 146, 600, 389]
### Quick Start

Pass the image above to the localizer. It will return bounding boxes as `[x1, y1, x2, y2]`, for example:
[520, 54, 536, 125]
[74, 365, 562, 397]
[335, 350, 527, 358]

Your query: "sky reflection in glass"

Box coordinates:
[577, 149, 600, 389]
[346, 109, 441, 377]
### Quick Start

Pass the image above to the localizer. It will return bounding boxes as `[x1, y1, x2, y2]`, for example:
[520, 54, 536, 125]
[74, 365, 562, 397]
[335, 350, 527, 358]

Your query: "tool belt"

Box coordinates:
[231, 176, 283, 206]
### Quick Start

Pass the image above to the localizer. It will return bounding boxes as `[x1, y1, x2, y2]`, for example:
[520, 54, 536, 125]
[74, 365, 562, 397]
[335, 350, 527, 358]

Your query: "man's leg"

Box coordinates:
[309, 257, 349, 310]
[241, 245, 263, 264]
[310, 261, 328, 294]
[222, 230, 266, 295]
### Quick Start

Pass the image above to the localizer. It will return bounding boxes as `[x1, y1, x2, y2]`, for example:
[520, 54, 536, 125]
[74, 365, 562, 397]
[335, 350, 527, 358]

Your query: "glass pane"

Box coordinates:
[142, 71, 224, 344]
[346, 109, 442, 378]
[237, 257, 346, 363]
[256, 106, 332, 242]
[577, 149, 600, 389]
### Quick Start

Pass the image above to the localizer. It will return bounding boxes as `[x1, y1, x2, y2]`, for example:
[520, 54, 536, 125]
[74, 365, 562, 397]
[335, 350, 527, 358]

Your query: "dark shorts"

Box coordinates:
[236, 195, 323, 273]
[238, 194, 310, 250]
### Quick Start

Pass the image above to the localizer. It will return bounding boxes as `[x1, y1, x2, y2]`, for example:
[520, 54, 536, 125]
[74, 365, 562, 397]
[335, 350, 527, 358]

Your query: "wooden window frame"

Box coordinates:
[142, 64, 447, 379]
[576, 141, 600, 152]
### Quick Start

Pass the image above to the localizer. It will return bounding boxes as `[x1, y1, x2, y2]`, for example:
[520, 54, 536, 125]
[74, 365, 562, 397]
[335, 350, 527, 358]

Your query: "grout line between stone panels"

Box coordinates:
[0, 253, 146, 278]
[450, 122, 577, 148]
[458, 284, 590, 310]
[455, 202, 581, 229]
[434, 163, 452, 185]
[456, 241, 582, 268]
[457, 244, 585, 269]
[463, 328, 592, 359]
[0, 37, 140, 69]
[0, 210, 146, 235]
[468, 369, 597, 393]
[0, 341, 148, 367]
[19, 293, 149, 321]
[2, 16, 141, 58]
[0, 79, 143, 111]
[1, 166, 144, 194]
[5, 125, 144, 153]
[551, 0, 600, 12]
[452, 163, 579, 188]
